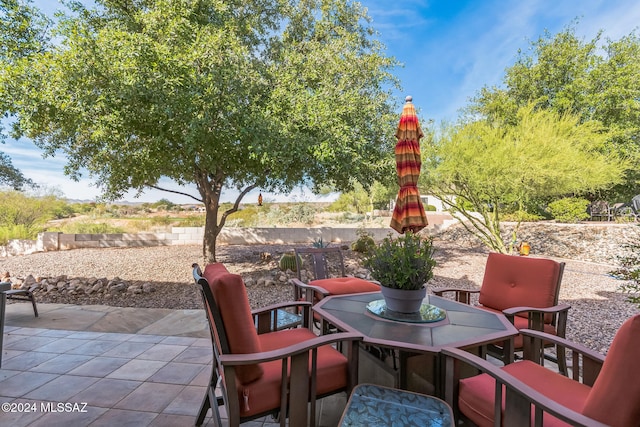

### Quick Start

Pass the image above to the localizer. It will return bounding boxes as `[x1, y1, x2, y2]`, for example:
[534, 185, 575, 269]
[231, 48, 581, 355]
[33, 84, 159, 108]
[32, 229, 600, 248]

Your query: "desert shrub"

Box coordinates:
[340, 212, 365, 223]
[0, 224, 38, 245]
[372, 200, 390, 210]
[180, 216, 205, 227]
[49, 201, 76, 219]
[226, 205, 260, 227]
[282, 203, 316, 225]
[351, 228, 376, 254]
[149, 216, 174, 226]
[547, 197, 590, 223]
[49, 222, 125, 234]
[610, 241, 640, 308]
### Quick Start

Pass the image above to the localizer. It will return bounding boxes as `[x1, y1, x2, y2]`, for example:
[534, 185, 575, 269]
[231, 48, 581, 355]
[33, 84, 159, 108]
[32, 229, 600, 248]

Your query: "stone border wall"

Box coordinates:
[1, 213, 455, 257]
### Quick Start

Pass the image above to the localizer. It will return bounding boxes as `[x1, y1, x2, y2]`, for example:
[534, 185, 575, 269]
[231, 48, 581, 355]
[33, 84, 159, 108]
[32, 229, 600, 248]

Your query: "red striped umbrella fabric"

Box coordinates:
[389, 96, 428, 234]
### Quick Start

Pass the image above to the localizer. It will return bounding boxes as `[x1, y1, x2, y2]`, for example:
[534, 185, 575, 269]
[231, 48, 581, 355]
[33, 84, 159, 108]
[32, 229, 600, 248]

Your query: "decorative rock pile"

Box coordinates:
[3, 272, 156, 299]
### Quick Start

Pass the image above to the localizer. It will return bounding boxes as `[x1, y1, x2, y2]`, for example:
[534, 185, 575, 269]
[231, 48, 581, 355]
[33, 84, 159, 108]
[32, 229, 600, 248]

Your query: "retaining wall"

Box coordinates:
[1, 213, 455, 257]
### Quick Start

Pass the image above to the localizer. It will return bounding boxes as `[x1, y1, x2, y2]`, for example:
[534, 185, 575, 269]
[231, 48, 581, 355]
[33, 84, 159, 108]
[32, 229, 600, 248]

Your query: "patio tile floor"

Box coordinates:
[1, 303, 346, 426]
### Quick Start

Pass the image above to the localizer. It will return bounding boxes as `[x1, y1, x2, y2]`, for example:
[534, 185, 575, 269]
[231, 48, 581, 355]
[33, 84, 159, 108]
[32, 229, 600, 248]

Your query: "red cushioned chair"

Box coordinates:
[192, 263, 361, 427]
[290, 247, 380, 327]
[442, 314, 640, 427]
[433, 252, 569, 373]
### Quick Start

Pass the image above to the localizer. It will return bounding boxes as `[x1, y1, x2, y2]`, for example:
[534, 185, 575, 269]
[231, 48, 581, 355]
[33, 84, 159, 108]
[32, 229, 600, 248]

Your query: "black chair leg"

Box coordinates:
[196, 391, 210, 426]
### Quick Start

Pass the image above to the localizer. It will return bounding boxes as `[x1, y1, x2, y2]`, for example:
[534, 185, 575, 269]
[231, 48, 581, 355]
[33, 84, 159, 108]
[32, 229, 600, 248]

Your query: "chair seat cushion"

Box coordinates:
[237, 328, 349, 418]
[458, 360, 591, 427]
[478, 306, 557, 348]
[310, 277, 380, 296]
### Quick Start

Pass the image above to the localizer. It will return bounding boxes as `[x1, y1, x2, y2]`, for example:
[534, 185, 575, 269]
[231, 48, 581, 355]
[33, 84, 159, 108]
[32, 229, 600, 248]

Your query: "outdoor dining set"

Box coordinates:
[588, 196, 640, 222]
[183, 97, 638, 427]
[191, 246, 639, 427]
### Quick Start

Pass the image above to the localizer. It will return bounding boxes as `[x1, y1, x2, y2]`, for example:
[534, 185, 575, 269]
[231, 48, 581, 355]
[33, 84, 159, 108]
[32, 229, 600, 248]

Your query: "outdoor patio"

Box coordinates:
[0, 303, 346, 426]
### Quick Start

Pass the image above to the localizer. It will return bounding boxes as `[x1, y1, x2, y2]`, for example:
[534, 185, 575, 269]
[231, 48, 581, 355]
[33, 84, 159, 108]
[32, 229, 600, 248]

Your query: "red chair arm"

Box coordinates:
[442, 346, 609, 427]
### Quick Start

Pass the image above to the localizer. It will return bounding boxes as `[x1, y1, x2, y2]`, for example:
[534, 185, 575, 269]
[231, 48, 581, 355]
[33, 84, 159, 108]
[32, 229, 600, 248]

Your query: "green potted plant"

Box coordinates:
[363, 232, 436, 313]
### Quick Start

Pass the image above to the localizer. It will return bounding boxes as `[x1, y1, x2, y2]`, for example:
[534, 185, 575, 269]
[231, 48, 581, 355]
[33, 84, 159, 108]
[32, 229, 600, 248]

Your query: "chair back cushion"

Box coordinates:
[478, 253, 561, 322]
[203, 263, 263, 384]
[582, 314, 640, 426]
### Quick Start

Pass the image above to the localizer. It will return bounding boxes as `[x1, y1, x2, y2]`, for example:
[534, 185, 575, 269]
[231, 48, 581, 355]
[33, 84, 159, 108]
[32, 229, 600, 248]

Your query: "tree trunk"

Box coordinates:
[197, 171, 259, 263]
[203, 204, 220, 263]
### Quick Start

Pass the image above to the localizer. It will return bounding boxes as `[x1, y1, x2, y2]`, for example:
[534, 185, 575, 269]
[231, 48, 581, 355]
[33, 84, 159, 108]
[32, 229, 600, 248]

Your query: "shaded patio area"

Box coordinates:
[1, 303, 345, 426]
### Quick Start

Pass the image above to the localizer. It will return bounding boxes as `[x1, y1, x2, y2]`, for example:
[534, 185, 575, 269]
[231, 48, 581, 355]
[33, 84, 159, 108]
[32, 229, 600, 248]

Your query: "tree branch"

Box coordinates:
[218, 183, 260, 229]
[147, 184, 202, 203]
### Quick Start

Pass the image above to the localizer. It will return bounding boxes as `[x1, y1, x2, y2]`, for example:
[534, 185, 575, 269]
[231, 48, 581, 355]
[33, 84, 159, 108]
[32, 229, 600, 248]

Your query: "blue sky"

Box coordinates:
[3, 0, 640, 203]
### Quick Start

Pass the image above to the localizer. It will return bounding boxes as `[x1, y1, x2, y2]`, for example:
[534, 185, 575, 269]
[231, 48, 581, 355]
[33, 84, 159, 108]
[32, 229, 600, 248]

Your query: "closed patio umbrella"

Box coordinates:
[390, 96, 428, 234]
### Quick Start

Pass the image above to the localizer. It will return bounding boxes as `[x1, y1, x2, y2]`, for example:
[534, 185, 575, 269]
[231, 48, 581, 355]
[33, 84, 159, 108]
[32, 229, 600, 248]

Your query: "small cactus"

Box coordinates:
[279, 252, 301, 272]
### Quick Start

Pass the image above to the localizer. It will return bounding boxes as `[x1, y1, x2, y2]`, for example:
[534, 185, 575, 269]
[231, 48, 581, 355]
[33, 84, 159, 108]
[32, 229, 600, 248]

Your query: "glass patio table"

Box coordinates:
[313, 292, 518, 396]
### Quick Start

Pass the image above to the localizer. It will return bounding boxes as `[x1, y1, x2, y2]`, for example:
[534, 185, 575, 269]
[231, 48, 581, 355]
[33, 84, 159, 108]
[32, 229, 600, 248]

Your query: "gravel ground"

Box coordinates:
[2, 222, 639, 354]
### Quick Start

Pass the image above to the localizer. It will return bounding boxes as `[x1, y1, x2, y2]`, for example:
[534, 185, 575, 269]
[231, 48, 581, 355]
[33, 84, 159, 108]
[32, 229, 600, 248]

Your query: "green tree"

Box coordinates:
[370, 180, 397, 210]
[1, 0, 399, 261]
[467, 25, 640, 201]
[422, 105, 625, 253]
[329, 181, 371, 214]
[0, 0, 48, 190]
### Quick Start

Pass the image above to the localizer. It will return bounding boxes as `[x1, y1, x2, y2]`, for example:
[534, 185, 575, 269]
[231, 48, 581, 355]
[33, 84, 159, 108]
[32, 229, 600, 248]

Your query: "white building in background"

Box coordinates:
[388, 194, 450, 212]
[420, 195, 446, 212]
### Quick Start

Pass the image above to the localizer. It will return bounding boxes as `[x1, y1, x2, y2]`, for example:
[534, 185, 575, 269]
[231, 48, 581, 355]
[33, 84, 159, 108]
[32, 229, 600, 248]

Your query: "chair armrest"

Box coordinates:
[219, 332, 363, 366]
[519, 329, 604, 384]
[503, 303, 571, 317]
[503, 303, 570, 335]
[289, 278, 331, 300]
[519, 329, 604, 362]
[251, 300, 311, 316]
[252, 301, 311, 331]
[442, 346, 609, 427]
[431, 287, 479, 304]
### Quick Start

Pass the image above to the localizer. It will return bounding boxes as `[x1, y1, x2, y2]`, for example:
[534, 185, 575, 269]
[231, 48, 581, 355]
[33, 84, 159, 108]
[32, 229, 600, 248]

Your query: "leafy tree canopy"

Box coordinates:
[466, 24, 640, 201]
[0, 0, 49, 190]
[423, 105, 626, 253]
[1, 0, 400, 260]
